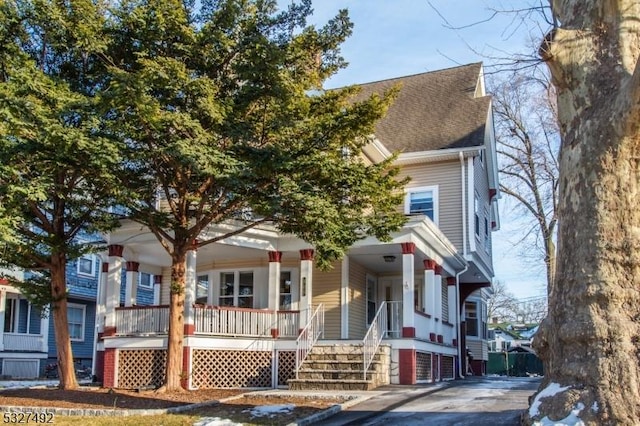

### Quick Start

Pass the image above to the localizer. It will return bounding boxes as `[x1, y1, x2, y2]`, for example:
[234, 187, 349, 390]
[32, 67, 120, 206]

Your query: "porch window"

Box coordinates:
[218, 271, 255, 308]
[404, 186, 439, 224]
[68, 303, 86, 341]
[414, 284, 423, 312]
[4, 298, 17, 333]
[196, 274, 209, 304]
[465, 301, 478, 337]
[366, 276, 377, 325]
[77, 255, 95, 277]
[279, 271, 292, 310]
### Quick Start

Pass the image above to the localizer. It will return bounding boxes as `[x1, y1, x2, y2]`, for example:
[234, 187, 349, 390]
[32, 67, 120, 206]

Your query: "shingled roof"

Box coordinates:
[354, 63, 490, 153]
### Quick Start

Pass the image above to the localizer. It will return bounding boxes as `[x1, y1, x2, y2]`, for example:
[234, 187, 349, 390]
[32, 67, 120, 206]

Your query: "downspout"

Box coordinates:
[457, 151, 468, 378]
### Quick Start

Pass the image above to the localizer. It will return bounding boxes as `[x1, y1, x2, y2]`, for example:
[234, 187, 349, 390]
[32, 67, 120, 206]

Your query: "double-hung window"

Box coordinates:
[404, 186, 439, 225]
[465, 301, 478, 337]
[68, 303, 86, 341]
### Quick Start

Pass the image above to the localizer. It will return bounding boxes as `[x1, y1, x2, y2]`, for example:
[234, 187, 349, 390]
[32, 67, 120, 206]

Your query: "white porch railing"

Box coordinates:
[115, 305, 169, 335]
[362, 302, 389, 380]
[2, 333, 44, 352]
[276, 311, 300, 338]
[295, 304, 324, 379]
[194, 305, 272, 337]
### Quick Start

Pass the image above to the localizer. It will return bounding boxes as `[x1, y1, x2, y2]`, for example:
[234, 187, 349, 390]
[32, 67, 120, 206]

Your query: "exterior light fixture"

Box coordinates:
[383, 255, 396, 263]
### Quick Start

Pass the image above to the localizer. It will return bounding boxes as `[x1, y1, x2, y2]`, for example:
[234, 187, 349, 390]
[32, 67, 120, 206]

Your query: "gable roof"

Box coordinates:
[354, 63, 490, 153]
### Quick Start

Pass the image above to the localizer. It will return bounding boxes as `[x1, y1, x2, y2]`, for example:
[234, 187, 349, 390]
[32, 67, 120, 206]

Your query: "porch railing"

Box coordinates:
[194, 305, 272, 337]
[3, 333, 44, 352]
[276, 310, 300, 338]
[362, 302, 388, 380]
[115, 305, 169, 335]
[295, 304, 324, 379]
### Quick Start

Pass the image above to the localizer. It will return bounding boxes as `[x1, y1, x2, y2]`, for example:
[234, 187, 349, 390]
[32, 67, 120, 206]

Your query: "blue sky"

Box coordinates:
[298, 0, 550, 299]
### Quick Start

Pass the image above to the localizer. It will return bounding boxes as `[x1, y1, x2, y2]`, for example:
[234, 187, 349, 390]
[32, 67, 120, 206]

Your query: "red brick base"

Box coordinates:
[94, 351, 105, 382]
[103, 348, 116, 388]
[399, 349, 416, 385]
[181, 346, 191, 390]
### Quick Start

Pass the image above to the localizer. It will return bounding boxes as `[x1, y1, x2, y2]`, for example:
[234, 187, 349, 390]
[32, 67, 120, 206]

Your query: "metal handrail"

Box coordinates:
[362, 302, 388, 380]
[294, 304, 324, 379]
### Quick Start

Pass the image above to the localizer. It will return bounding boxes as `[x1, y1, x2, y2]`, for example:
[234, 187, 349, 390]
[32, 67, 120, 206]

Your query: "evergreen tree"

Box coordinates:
[103, 0, 407, 391]
[0, 0, 120, 390]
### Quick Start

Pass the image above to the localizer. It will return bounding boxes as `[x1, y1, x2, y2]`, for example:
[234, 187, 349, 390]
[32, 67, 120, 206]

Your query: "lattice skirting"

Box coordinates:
[191, 349, 273, 389]
[118, 349, 166, 389]
[442, 355, 455, 380]
[416, 351, 432, 381]
[277, 351, 295, 386]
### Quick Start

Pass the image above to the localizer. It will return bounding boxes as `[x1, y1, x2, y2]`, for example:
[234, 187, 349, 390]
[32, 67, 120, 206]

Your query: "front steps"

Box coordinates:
[288, 344, 390, 391]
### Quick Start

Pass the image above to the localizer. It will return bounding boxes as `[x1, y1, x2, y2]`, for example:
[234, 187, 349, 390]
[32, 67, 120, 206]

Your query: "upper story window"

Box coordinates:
[405, 186, 439, 225]
[77, 255, 95, 277]
[139, 272, 154, 289]
[474, 194, 481, 237]
[465, 301, 478, 337]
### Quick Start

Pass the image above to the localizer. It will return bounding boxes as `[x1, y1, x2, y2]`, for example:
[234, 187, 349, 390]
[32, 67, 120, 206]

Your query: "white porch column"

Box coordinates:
[96, 261, 108, 334]
[434, 266, 443, 342]
[105, 244, 124, 335]
[184, 244, 197, 336]
[299, 249, 314, 330]
[124, 261, 139, 307]
[401, 242, 416, 338]
[40, 305, 50, 353]
[0, 289, 6, 351]
[447, 277, 458, 346]
[268, 251, 282, 338]
[340, 256, 349, 339]
[423, 259, 436, 341]
[153, 275, 162, 305]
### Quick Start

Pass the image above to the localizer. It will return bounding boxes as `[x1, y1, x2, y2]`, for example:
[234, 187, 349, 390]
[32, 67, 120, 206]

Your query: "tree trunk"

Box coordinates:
[526, 2, 640, 424]
[162, 251, 187, 392]
[50, 252, 78, 390]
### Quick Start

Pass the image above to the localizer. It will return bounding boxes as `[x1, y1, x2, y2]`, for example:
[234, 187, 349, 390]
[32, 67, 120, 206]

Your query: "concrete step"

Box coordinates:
[288, 378, 376, 391]
[301, 359, 386, 371]
[297, 368, 377, 381]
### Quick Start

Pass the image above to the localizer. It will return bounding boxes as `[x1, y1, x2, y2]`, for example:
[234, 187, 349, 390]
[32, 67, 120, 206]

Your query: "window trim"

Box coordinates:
[77, 255, 96, 277]
[404, 185, 439, 226]
[217, 270, 255, 308]
[67, 303, 86, 342]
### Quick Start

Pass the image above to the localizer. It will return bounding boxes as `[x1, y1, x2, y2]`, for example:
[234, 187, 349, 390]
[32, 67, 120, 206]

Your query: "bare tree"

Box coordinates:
[486, 280, 519, 322]
[491, 72, 559, 294]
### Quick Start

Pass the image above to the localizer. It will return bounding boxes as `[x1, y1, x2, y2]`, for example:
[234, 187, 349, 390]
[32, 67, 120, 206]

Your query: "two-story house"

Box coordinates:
[96, 62, 499, 390]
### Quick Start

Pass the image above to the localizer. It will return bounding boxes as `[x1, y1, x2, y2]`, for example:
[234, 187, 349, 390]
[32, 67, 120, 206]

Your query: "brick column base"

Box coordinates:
[94, 351, 105, 382]
[181, 346, 191, 390]
[103, 348, 116, 388]
[399, 349, 416, 385]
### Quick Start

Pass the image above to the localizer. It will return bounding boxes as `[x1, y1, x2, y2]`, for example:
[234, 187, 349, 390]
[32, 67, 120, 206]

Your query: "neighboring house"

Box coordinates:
[96, 62, 500, 389]
[488, 322, 539, 352]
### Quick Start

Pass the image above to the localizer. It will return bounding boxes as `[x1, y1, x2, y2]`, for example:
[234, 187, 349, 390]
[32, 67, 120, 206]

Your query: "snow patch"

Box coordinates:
[194, 417, 243, 426]
[591, 401, 599, 413]
[533, 402, 586, 426]
[0, 379, 92, 390]
[529, 382, 571, 417]
[244, 404, 295, 418]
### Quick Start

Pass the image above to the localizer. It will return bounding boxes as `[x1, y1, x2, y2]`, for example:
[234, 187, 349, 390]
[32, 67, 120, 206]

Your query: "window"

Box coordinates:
[218, 271, 254, 308]
[441, 280, 449, 322]
[484, 217, 490, 249]
[77, 255, 95, 277]
[139, 272, 153, 289]
[68, 304, 86, 341]
[196, 275, 209, 304]
[465, 301, 478, 337]
[474, 195, 480, 237]
[279, 271, 292, 310]
[404, 186, 439, 224]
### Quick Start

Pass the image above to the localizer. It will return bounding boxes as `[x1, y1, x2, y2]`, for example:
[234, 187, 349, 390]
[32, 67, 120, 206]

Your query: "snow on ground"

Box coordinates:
[193, 418, 243, 426]
[0, 379, 92, 390]
[529, 382, 571, 417]
[533, 402, 586, 426]
[194, 404, 295, 426]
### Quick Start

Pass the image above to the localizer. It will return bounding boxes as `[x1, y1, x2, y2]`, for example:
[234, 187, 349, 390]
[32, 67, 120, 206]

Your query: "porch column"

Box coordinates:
[0, 290, 5, 351]
[423, 259, 436, 317]
[124, 261, 139, 307]
[447, 277, 457, 345]
[40, 305, 49, 353]
[434, 266, 443, 341]
[184, 244, 197, 336]
[104, 244, 124, 336]
[97, 262, 109, 334]
[299, 249, 314, 330]
[153, 275, 162, 305]
[401, 242, 415, 338]
[268, 251, 282, 338]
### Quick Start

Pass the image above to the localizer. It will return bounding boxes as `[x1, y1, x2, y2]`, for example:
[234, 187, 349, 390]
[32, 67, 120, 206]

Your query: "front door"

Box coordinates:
[379, 277, 403, 337]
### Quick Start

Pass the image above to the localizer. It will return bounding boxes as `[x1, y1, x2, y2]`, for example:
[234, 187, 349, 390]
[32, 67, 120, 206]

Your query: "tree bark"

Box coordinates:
[161, 250, 187, 392]
[50, 252, 78, 390]
[526, 1, 640, 424]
